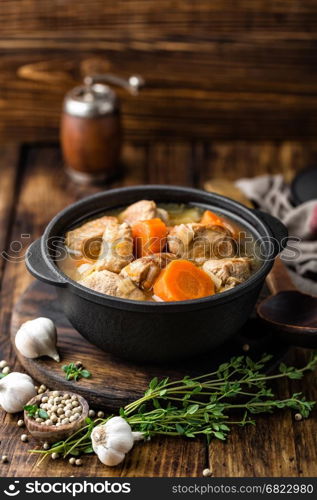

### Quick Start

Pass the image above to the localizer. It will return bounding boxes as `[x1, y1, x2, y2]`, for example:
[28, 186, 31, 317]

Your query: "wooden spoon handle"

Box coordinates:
[266, 257, 297, 294]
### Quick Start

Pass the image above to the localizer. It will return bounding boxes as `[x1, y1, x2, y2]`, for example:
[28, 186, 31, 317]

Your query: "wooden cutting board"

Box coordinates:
[10, 281, 288, 410]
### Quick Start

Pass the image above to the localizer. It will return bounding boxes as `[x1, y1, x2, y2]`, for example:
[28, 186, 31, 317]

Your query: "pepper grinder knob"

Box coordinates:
[83, 74, 145, 95]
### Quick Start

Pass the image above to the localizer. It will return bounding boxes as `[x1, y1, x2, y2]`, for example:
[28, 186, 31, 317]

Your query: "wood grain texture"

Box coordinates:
[1, 1, 317, 141]
[0, 146, 21, 282]
[0, 142, 317, 477]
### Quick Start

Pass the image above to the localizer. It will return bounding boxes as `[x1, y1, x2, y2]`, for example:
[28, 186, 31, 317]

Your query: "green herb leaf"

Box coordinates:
[23, 404, 39, 418]
[175, 423, 185, 435]
[214, 431, 226, 441]
[38, 409, 49, 420]
[149, 377, 158, 390]
[83, 446, 93, 454]
[186, 404, 199, 415]
[61, 363, 92, 382]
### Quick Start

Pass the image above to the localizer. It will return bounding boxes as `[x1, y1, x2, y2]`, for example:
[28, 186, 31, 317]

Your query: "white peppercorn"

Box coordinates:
[202, 468, 212, 477]
[75, 459, 82, 466]
[1, 455, 8, 463]
[88, 410, 95, 418]
[51, 452, 59, 460]
[0, 360, 8, 369]
[17, 419, 25, 427]
[43, 442, 50, 450]
[21, 434, 28, 442]
[69, 457, 76, 465]
[97, 411, 104, 418]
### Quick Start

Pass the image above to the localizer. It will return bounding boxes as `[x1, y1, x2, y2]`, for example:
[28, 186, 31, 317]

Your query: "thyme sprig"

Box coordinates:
[31, 352, 317, 462]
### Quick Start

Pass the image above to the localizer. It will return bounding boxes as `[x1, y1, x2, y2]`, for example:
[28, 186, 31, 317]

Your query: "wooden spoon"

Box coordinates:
[257, 257, 317, 348]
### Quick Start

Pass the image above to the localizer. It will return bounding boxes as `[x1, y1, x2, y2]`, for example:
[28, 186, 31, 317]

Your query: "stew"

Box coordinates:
[58, 200, 259, 302]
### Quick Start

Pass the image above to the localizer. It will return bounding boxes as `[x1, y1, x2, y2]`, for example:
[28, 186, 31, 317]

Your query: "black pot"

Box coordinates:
[25, 185, 288, 363]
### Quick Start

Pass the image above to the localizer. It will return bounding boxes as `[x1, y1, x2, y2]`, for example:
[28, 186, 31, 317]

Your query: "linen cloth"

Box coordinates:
[235, 175, 317, 295]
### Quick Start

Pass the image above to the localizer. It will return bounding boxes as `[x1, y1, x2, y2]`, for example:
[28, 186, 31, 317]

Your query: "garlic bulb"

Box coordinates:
[15, 317, 60, 362]
[91, 416, 143, 466]
[0, 372, 36, 413]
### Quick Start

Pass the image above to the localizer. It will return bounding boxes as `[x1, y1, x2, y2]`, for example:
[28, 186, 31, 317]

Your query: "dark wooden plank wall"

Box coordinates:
[1, 1, 317, 142]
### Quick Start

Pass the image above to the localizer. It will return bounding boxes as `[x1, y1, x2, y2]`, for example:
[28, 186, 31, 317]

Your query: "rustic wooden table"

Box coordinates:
[0, 142, 316, 477]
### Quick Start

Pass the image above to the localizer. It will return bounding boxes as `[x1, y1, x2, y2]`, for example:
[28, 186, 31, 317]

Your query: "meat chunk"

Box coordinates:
[203, 257, 253, 291]
[95, 221, 134, 273]
[120, 200, 169, 225]
[167, 223, 236, 264]
[120, 253, 176, 290]
[65, 215, 117, 257]
[79, 270, 147, 301]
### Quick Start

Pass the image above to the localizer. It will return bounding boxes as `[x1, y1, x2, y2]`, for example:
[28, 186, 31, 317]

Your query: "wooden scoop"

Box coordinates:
[24, 391, 89, 443]
[257, 257, 317, 348]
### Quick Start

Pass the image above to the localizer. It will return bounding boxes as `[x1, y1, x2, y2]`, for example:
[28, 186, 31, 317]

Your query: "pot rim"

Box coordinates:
[39, 185, 278, 312]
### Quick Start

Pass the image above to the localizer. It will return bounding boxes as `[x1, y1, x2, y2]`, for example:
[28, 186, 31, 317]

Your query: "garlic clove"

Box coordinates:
[0, 372, 36, 413]
[15, 317, 60, 362]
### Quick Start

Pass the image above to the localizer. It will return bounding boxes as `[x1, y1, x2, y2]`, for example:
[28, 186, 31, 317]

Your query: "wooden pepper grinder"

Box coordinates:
[60, 74, 144, 184]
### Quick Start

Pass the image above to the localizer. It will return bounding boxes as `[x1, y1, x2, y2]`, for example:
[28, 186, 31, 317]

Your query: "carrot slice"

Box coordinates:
[201, 210, 223, 226]
[153, 259, 214, 302]
[201, 210, 240, 240]
[132, 218, 168, 257]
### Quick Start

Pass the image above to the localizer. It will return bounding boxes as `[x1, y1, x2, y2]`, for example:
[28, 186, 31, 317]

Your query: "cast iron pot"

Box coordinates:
[25, 185, 288, 363]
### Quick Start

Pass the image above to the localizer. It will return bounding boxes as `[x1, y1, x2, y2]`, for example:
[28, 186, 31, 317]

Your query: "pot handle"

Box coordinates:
[252, 210, 288, 256]
[25, 239, 67, 287]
